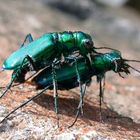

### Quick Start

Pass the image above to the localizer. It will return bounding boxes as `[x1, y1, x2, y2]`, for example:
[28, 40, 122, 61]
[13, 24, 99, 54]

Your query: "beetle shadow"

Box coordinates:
[32, 92, 140, 132]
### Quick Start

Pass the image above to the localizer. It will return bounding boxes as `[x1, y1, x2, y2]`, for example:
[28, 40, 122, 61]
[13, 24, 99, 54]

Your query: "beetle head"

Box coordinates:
[109, 51, 140, 77]
[75, 32, 95, 55]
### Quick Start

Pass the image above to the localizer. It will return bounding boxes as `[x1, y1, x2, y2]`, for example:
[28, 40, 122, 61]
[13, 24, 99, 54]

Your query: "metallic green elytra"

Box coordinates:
[3, 31, 94, 70]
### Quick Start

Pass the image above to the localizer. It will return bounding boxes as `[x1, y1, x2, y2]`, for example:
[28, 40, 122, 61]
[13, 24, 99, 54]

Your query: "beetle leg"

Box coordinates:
[12, 55, 37, 83]
[25, 55, 37, 71]
[98, 74, 106, 122]
[52, 61, 59, 127]
[75, 60, 84, 115]
[0, 55, 36, 98]
[0, 78, 15, 98]
[72, 57, 87, 116]
[20, 33, 33, 48]
[68, 83, 87, 128]
[85, 55, 93, 72]
[99, 77, 102, 120]
[77, 83, 87, 115]
[65, 56, 87, 127]
[65, 56, 85, 112]
[0, 85, 52, 124]
[102, 75, 106, 104]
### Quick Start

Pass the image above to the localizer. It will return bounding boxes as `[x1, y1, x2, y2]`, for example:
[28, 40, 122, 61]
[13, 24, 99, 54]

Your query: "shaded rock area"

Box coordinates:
[126, 0, 140, 12]
[0, 0, 140, 139]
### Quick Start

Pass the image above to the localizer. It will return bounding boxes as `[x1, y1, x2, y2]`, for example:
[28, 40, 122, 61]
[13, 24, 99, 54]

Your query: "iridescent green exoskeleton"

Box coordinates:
[1, 31, 118, 127]
[1, 51, 140, 127]
[1, 31, 95, 98]
[3, 31, 94, 70]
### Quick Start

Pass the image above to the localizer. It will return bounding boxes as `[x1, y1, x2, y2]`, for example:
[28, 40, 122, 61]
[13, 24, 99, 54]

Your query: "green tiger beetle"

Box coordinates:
[1, 50, 140, 127]
[0, 31, 118, 126]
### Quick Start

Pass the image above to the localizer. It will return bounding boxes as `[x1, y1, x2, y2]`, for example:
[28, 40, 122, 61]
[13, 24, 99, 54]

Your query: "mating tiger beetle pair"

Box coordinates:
[0, 31, 140, 127]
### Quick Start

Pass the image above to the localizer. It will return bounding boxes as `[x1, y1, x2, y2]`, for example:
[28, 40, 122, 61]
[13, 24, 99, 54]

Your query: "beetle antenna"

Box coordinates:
[0, 78, 15, 98]
[123, 59, 140, 74]
[94, 47, 120, 53]
[0, 85, 52, 123]
[124, 59, 140, 63]
[125, 64, 140, 74]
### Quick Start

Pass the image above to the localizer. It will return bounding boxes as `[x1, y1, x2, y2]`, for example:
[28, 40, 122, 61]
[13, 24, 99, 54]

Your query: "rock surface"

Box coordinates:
[97, 0, 128, 7]
[0, 0, 140, 139]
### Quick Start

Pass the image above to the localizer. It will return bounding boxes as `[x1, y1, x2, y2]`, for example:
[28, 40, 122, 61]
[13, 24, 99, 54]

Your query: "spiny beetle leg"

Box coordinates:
[52, 61, 59, 127]
[20, 33, 33, 48]
[65, 56, 85, 113]
[102, 76, 106, 104]
[66, 56, 87, 127]
[98, 74, 105, 122]
[68, 83, 87, 128]
[0, 85, 52, 124]
[74, 59, 84, 115]
[99, 78, 103, 121]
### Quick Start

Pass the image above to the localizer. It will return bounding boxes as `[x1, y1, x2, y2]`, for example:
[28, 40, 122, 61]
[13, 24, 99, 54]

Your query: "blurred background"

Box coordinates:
[0, 0, 140, 59]
[0, 0, 140, 139]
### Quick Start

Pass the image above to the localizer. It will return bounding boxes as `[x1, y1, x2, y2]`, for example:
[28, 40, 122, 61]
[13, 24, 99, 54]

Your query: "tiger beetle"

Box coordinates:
[0, 31, 119, 126]
[1, 50, 140, 127]
[0, 31, 119, 97]
[0, 31, 94, 96]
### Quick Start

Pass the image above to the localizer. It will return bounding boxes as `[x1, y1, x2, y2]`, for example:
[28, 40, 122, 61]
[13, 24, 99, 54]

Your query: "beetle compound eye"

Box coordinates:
[84, 39, 93, 46]
[83, 39, 94, 51]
